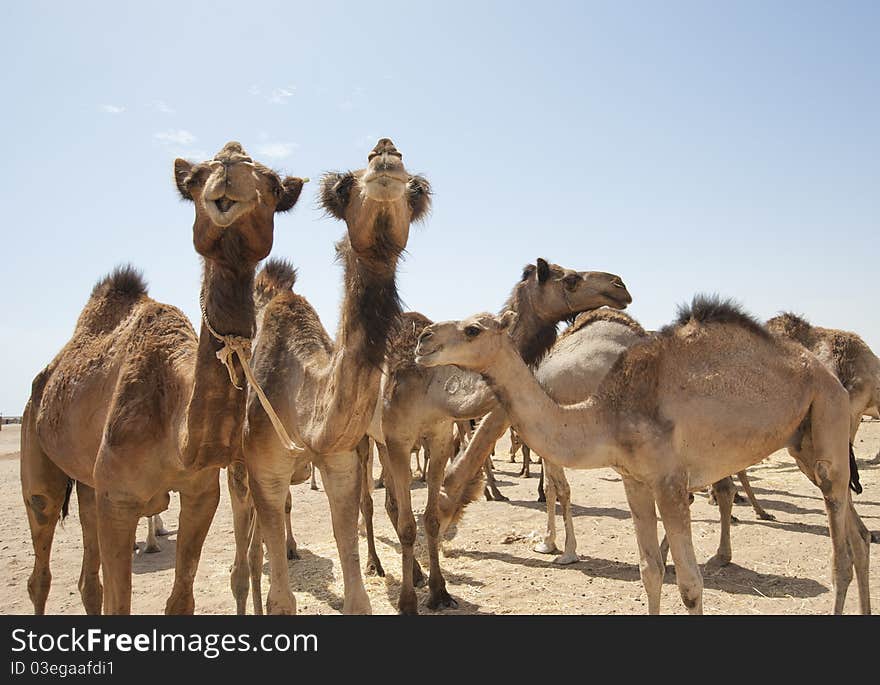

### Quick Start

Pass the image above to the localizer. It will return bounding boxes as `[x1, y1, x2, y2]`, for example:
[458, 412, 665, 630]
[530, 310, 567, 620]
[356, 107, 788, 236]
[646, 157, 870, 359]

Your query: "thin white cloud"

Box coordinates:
[152, 100, 174, 114]
[255, 142, 299, 159]
[267, 86, 296, 104]
[154, 129, 196, 145]
[249, 85, 261, 96]
[100, 104, 125, 114]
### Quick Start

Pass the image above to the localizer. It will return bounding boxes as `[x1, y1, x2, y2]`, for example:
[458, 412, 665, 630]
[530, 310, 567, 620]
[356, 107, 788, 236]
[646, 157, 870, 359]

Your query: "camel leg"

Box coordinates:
[551, 464, 577, 565]
[95, 493, 139, 615]
[310, 464, 319, 491]
[357, 437, 384, 577]
[317, 453, 371, 614]
[534, 462, 561, 556]
[847, 502, 871, 614]
[284, 489, 299, 561]
[622, 477, 663, 615]
[378, 441, 424, 585]
[154, 512, 169, 536]
[706, 477, 735, 568]
[517, 444, 532, 477]
[424, 430, 458, 611]
[248, 516, 264, 615]
[75, 482, 103, 615]
[654, 481, 703, 614]
[537, 461, 546, 502]
[384, 437, 422, 614]
[165, 470, 220, 614]
[249, 460, 297, 615]
[483, 457, 508, 502]
[227, 461, 253, 615]
[20, 408, 70, 615]
[145, 515, 162, 554]
[736, 470, 774, 521]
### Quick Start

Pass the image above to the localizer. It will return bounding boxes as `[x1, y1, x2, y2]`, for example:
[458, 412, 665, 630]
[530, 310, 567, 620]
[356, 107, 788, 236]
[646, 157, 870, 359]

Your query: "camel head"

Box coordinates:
[415, 311, 517, 372]
[174, 142, 307, 263]
[518, 258, 632, 320]
[319, 138, 431, 255]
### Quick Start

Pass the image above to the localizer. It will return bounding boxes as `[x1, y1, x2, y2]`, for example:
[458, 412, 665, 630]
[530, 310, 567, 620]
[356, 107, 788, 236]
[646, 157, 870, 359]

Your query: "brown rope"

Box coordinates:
[200, 290, 306, 454]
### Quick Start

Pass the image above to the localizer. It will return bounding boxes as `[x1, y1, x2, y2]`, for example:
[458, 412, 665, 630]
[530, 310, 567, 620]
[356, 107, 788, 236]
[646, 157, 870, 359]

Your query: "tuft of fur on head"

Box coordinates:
[562, 308, 646, 340]
[442, 469, 486, 540]
[663, 294, 769, 340]
[765, 312, 813, 344]
[91, 264, 148, 299]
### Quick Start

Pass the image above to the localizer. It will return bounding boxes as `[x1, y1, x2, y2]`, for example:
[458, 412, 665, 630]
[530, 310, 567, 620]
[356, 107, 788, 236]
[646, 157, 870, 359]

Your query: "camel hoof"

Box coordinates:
[365, 560, 385, 577]
[373, 479, 384, 490]
[553, 552, 579, 565]
[492, 492, 509, 502]
[705, 554, 731, 569]
[757, 511, 776, 521]
[427, 590, 458, 611]
[733, 493, 746, 504]
[870, 531, 880, 544]
[413, 570, 427, 588]
[287, 547, 300, 561]
[537, 494, 546, 503]
[534, 542, 561, 555]
[156, 527, 171, 537]
[144, 543, 162, 554]
[730, 515, 740, 524]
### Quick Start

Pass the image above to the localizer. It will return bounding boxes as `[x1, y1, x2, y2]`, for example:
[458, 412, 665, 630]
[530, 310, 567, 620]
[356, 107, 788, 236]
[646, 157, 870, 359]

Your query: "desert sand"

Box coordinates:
[2, 421, 878, 615]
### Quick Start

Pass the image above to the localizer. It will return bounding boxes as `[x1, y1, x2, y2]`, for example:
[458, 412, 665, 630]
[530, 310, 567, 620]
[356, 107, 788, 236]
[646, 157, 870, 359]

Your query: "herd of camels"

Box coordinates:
[20, 139, 879, 616]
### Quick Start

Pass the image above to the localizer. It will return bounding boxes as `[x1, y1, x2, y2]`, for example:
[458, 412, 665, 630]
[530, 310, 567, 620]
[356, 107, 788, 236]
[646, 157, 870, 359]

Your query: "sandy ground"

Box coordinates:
[2, 421, 879, 615]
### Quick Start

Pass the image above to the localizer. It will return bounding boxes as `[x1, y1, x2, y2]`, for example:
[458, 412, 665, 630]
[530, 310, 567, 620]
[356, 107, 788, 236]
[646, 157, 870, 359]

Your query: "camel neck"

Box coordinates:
[505, 289, 559, 368]
[305, 219, 404, 454]
[480, 342, 614, 470]
[181, 259, 257, 469]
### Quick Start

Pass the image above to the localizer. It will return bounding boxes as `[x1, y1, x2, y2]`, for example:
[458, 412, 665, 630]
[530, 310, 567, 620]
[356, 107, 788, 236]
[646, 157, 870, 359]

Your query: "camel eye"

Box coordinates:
[464, 325, 482, 338]
[563, 275, 580, 291]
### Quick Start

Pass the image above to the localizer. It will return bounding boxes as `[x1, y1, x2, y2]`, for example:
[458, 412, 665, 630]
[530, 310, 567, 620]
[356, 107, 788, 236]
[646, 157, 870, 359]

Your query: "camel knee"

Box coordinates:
[398, 518, 417, 548]
[423, 510, 440, 539]
[28, 567, 51, 611]
[78, 572, 103, 615]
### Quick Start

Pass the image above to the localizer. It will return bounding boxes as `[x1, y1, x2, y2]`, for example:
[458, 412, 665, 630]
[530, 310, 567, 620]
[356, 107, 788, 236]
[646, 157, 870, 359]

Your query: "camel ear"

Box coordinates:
[407, 175, 432, 222]
[276, 176, 306, 213]
[536, 258, 550, 283]
[319, 172, 355, 220]
[174, 159, 194, 201]
[498, 310, 518, 330]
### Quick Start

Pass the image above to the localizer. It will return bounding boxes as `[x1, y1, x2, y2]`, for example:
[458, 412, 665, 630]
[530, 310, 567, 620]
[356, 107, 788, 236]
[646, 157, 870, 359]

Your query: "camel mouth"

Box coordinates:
[414, 344, 442, 366]
[362, 170, 408, 201]
[215, 197, 236, 213]
[203, 196, 254, 227]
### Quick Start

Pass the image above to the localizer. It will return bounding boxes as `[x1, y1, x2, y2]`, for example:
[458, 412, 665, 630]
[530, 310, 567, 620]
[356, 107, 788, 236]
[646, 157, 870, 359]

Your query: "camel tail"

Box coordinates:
[61, 479, 74, 521]
[849, 443, 863, 494]
[444, 469, 486, 539]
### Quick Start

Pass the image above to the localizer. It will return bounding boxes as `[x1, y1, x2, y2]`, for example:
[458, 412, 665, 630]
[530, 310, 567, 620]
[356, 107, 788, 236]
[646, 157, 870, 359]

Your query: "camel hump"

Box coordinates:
[766, 311, 812, 342]
[666, 294, 770, 340]
[386, 311, 434, 375]
[566, 308, 646, 338]
[256, 258, 298, 296]
[91, 264, 148, 300]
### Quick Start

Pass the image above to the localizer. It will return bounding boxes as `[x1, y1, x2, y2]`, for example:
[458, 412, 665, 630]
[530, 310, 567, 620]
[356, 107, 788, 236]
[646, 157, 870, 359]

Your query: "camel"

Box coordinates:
[142, 514, 170, 554]
[372, 260, 632, 613]
[414, 296, 872, 614]
[529, 308, 774, 568]
[233, 138, 430, 615]
[20, 142, 305, 614]
[766, 313, 880, 453]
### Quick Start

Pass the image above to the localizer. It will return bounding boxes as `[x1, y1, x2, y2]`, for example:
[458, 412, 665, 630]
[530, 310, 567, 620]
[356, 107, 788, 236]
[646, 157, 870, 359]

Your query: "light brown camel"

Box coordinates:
[234, 138, 430, 615]
[532, 308, 774, 568]
[20, 142, 305, 614]
[372, 260, 632, 613]
[414, 296, 872, 614]
[766, 313, 880, 461]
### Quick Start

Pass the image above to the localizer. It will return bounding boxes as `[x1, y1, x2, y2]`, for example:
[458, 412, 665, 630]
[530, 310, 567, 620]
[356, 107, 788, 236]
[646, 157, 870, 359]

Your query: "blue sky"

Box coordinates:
[1, 1, 878, 415]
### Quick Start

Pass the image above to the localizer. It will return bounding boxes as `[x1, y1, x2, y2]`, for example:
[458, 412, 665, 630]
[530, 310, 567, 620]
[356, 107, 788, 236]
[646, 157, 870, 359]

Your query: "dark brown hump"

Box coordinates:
[255, 258, 298, 296]
[664, 294, 769, 340]
[385, 311, 434, 378]
[90, 264, 148, 299]
[765, 312, 813, 344]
